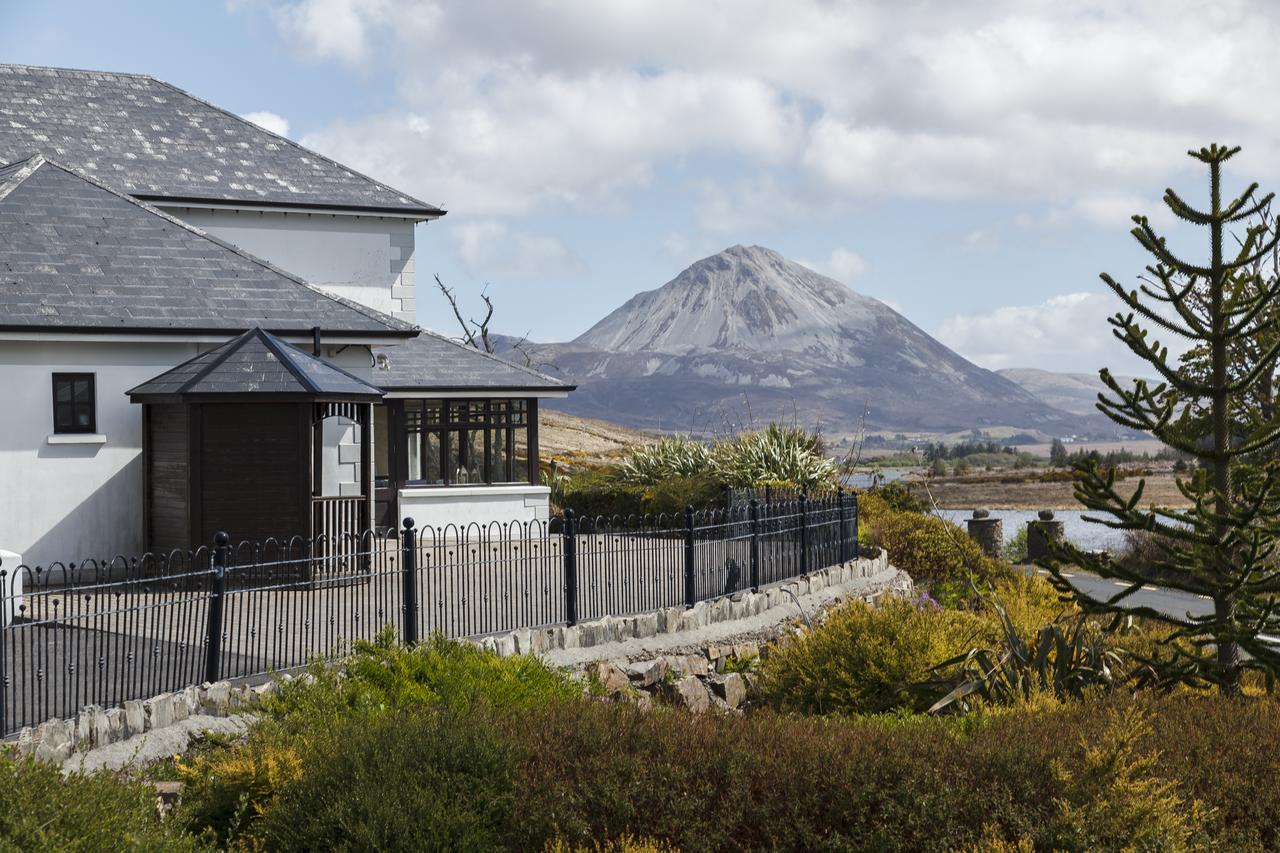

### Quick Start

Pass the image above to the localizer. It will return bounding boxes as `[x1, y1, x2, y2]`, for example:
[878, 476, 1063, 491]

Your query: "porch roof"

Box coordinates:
[374, 330, 575, 394]
[128, 327, 385, 403]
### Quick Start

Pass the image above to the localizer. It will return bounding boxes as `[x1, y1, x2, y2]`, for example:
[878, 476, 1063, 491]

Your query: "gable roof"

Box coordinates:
[374, 329, 573, 393]
[129, 327, 384, 402]
[0, 154, 418, 337]
[0, 64, 444, 217]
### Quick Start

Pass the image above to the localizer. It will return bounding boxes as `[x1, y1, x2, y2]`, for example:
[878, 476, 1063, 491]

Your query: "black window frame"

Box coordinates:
[399, 398, 530, 486]
[51, 372, 97, 435]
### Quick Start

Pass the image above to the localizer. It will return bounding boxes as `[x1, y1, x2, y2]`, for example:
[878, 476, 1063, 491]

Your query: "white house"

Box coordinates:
[0, 64, 571, 568]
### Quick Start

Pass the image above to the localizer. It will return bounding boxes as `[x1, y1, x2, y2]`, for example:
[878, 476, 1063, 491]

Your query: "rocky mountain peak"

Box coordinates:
[573, 244, 884, 356]
[514, 244, 1089, 434]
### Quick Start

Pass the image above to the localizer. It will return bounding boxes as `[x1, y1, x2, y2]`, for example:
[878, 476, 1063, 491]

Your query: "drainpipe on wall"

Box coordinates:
[312, 326, 321, 357]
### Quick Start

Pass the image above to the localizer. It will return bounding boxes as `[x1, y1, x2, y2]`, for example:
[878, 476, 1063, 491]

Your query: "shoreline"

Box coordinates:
[896, 470, 1193, 511]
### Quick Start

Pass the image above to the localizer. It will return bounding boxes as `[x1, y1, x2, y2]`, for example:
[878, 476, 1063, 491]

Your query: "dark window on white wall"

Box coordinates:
[52, 373, 96, 434]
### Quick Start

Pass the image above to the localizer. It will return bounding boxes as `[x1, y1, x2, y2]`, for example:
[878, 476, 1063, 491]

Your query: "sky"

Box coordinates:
[4, 0, 1280, 375]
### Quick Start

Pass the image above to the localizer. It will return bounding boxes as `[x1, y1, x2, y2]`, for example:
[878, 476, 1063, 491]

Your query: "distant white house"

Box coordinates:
[0, 64, 571, 568]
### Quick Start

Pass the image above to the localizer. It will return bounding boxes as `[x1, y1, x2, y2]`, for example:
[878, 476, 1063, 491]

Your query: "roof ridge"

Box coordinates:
[0, 62, 158, 81]
[257, 328, 322, 395]
[418, 327, 567, 385]
[0, 152, 44, 204]
[143, 75, 445, 217]
[271, 331, 390, 393]
[6, 155, 418, 337]
[179, 328, 255, 393]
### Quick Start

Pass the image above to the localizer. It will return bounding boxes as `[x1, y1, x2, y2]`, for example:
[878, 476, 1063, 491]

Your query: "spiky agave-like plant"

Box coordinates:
[1040, 145, 1280, 694]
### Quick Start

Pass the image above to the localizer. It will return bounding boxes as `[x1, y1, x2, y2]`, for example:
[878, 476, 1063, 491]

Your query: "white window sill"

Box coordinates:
[47, 434, 106, 446]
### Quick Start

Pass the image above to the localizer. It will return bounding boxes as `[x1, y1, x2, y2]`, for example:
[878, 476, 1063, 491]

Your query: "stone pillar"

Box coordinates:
[1026, 510, 1066, 561]
[966, 509, 1004, 559]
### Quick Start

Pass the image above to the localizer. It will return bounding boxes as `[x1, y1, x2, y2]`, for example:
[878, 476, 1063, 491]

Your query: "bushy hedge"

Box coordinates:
[858, 491, 1016, 595]
[177, 692, 1280, 851]
[559, 469, 726, 518]
[757, 597, 988, 714]
[0, 756, 206, 851]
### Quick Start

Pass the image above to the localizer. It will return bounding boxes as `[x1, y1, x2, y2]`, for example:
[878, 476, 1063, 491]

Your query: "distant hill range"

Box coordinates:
[497, 245, 1108, 436]
[996, 368, 1145, 418]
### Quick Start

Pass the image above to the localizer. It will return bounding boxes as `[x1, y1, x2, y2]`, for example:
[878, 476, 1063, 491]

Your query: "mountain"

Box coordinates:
[997, 368, 1146, 418]
[506, 245, 1093, 435]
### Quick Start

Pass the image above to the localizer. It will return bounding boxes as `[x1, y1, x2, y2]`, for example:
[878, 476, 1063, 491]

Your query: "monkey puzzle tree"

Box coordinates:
[1041, 145, 1280, 694]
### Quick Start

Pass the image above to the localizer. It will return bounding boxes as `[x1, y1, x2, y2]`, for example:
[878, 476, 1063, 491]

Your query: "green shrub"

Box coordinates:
[263, 629, 578, 734]
[866, 481, 926, 514]
[499, 695, 1275, 851]
[1048, 706, 1210, 852]
[185, 689, 1280, 851]
[757, 597, 989, 714]
[251, 709, 517, 852]
[864, 506, 1015, 591]
[710, 424, 837, 489]
[178, 632, 577, 844]
[562, 469, 725, 518]
[0, 755, 205, 851]
[617, 436, 712, 483]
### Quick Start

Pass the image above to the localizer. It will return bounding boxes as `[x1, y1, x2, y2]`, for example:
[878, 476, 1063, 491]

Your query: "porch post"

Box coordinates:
[527, 398, 540, 486]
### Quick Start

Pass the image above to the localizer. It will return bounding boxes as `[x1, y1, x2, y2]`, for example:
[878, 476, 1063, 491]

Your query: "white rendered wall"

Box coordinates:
[0, 340, 197, 566]
[0, 340, 377, 568]
[166, 208, 417, 323]
[398, 485, 551, 533]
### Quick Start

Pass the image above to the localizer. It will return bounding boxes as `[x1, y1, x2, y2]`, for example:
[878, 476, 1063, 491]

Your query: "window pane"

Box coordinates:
[72, 379, 91, 404]
[423, 431, 441, 483]
[373, 405, 389, 481]
[54, 403, 72, 430]
[55, 382, 72, 404]
[513, 424, 529, 483]
[490, 427, 509, 482]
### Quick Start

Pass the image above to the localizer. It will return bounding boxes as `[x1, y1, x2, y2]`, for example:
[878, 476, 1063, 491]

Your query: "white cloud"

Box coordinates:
[240, 111, 291, 138]
[935, 292, 1189, 374]
[796, 248, 868, 284]
[451, 220, 583, 278]
[259, 1, 1280, 226]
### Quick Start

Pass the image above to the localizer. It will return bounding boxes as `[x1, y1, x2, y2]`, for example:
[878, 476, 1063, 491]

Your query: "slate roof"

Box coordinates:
[0, 154, 418, 337]
[129, 327, 384, 401]
[0, 64, 444, 216]
[374, 330, 573, 393]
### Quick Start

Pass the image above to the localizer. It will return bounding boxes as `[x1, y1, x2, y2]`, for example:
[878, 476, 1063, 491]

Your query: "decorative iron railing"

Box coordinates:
[0, 490, 857, 736]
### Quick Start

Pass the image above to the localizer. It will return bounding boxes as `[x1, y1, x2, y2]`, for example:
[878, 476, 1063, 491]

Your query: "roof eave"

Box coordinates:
[378, 384, 577, 393]
[0, 323, 419, 338]
[129, 391, 385, 405]
[136, 194, 447, 220]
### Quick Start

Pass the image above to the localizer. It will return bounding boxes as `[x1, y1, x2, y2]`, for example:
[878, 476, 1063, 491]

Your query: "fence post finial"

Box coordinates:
[683, 505, 696, 608]
[749, 498, 761, 592]
[563, 509, 578, 626]
[401, 518, 418, 646]
[203, 532, 229, 684]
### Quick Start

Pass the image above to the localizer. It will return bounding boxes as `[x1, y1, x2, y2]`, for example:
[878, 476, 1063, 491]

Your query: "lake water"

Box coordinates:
[936, 509, 1128, 553]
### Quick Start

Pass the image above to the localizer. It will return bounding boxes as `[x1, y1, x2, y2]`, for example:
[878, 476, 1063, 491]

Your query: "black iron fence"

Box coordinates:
[0, 490, 856, 736]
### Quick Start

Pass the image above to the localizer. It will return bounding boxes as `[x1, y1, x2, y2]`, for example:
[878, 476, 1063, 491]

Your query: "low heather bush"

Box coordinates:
[863, 507, 1015, 592]
[173, 687, 1280, 851]
[756, 597, 988, 714]
[0, 755, 206, 851]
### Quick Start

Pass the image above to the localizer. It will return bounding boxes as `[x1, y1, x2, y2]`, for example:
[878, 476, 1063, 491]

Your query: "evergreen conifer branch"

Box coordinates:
[1040, 144, 1280, 693]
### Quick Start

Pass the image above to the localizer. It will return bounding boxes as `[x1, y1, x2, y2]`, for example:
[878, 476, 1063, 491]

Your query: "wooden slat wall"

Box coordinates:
[147, 404, 189, 554]
[198, 403, 306, 547]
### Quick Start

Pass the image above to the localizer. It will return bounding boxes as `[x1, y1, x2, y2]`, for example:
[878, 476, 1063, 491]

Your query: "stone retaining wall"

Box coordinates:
[474, 550, 902, 659]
